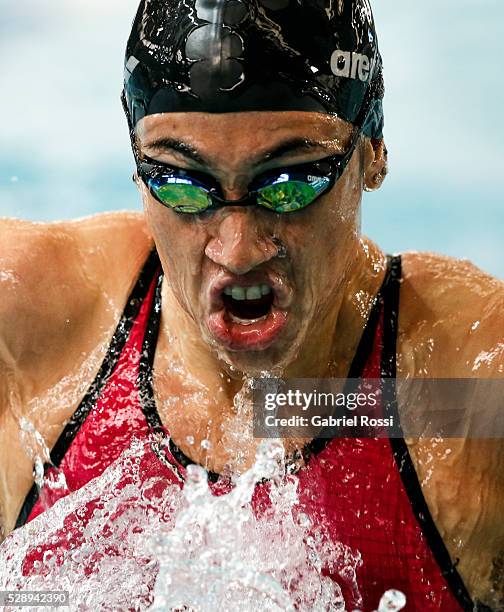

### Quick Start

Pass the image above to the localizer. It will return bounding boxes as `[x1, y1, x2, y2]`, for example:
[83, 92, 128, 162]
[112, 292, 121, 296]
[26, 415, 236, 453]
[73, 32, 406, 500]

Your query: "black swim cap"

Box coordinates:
[123, 0, 384, 138]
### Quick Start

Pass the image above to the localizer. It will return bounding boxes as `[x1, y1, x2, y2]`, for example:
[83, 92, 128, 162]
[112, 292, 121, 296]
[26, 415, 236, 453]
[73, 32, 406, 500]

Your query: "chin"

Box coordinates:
[209, 328, 305, 378]
[219, 349, 287, 378]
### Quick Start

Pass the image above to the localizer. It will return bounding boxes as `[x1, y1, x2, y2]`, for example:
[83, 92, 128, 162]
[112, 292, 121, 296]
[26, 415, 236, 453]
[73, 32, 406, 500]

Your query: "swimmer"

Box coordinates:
[0, 0, 503, 609]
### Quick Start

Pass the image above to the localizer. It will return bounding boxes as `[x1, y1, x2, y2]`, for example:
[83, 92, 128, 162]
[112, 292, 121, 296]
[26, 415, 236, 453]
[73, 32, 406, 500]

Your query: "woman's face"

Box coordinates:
[136, 110, 368, 373]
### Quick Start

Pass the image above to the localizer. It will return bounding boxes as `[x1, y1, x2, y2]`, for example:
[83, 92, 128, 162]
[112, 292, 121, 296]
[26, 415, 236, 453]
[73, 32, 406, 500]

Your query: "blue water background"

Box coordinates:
[0, 1, 502, 278]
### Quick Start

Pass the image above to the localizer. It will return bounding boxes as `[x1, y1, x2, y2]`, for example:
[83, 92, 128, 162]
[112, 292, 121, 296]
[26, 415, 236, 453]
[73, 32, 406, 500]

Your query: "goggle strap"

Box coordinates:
[121, 90, 143, 167]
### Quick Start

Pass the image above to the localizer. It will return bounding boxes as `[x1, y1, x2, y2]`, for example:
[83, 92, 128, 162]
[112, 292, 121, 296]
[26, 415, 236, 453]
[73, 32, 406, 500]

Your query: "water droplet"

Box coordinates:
[378, 589, 406, 611]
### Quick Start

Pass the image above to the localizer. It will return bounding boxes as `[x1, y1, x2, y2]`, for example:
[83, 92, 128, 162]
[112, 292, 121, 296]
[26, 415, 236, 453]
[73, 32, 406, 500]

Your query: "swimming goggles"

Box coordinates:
[134, 131, 361, 214]
[122, 86, 375, 215]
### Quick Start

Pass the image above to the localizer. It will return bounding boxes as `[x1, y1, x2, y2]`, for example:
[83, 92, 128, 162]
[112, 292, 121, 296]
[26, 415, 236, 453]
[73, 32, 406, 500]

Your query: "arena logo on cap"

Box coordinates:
[330, 50, 372, 82]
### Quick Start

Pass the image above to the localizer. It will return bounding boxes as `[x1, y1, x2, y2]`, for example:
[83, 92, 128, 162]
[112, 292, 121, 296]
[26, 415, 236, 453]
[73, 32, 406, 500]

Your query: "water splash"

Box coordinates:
[150, 440, 347, 612]
[376, 589, 407, 612]
[0, 434, 405, 611]
[4, 369, 70, 511]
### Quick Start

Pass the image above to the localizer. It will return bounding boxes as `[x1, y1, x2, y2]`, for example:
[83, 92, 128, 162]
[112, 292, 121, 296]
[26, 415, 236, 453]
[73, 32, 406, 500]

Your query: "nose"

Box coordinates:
[205, 207, 279, 275]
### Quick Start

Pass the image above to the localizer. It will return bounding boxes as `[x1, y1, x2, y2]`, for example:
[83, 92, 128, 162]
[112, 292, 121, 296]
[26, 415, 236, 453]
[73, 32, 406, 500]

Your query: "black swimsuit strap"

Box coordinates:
[380, 254, 402, 379]
[136, 262, 225, 482]
[383, 257, 476, 611]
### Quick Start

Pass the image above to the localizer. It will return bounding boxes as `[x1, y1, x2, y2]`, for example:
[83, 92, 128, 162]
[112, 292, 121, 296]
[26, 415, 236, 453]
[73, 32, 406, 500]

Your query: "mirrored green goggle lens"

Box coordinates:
[150, 181, 211, 213]
[257, 180, 326, 213]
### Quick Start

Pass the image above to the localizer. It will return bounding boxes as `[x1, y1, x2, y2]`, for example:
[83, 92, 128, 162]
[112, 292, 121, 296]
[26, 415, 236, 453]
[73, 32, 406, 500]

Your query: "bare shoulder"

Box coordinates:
[0, 212, 153, 370]
[397, 251, 504, 377]
[63, 211, 153, 294]
[398, 253, 504, 606]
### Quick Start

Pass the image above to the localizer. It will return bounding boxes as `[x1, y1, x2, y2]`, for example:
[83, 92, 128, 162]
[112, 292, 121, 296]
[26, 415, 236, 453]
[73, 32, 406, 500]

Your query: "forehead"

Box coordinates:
[136, 111, 353, 154]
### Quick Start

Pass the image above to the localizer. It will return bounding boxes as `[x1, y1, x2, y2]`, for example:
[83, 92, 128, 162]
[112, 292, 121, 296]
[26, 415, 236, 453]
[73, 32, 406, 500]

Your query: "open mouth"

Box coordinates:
[222, 284, 274, 323]
[206, 277, 290, 351]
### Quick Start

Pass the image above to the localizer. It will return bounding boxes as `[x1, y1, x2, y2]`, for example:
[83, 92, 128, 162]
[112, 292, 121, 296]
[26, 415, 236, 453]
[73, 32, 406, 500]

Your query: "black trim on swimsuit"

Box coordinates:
[15, 249, 161, 529]
[383, 256, 476, 612]
[135, 270, 200, 482]
[136, 266, 223, 483]
[302, 255, 392, 460]
[138, 269, 164, 433]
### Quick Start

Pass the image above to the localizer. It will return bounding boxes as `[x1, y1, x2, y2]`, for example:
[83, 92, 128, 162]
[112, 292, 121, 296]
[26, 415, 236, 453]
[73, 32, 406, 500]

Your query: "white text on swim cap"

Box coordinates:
[330, 50, 372, 82]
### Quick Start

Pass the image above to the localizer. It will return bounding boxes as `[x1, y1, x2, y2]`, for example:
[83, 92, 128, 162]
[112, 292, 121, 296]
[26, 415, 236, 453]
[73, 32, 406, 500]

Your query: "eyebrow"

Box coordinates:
[143, 136, 332, 167]
[256, 138, 329, 164]
[144, 138, 207, 165]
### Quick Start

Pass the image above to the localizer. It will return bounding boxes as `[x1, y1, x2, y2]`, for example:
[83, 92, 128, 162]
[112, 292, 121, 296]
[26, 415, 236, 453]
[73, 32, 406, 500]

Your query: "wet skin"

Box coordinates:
[0, 111, 503, 607]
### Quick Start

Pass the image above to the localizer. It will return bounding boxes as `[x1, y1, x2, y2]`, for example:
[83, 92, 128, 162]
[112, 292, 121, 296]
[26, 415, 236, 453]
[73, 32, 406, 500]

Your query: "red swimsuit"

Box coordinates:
[16, 251, 475, 611]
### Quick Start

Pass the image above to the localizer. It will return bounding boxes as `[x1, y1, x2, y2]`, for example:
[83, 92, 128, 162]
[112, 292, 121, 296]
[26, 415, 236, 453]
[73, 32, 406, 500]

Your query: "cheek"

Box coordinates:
[316, 157, 362, 260]
[284, 162, 361, 262]
[278, 159, 362, 304]
[143, 193, 207, 304]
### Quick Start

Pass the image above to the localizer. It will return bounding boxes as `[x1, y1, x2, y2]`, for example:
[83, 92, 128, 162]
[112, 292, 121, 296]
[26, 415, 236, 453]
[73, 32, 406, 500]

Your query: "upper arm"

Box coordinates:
[398, 253, 504, 604]
[0, 220, 79, 367]
[467, 288, 504, 377]
[398, 251, 504, 377]
[0, 213, 153, 416]
[0, 218, 109, 419]
[0, 220, 73, 416]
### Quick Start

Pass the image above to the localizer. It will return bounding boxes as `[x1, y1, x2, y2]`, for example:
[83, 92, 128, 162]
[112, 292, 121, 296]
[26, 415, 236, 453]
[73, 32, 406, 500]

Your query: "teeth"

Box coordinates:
[224, 284, 272, 301]
[231, 286, 246, 301]
[246, 286, 262, 300]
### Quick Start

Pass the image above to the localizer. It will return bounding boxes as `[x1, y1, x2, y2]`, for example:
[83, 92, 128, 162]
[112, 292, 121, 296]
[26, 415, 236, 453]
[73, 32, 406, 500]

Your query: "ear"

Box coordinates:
[363, 138, 388, 192]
